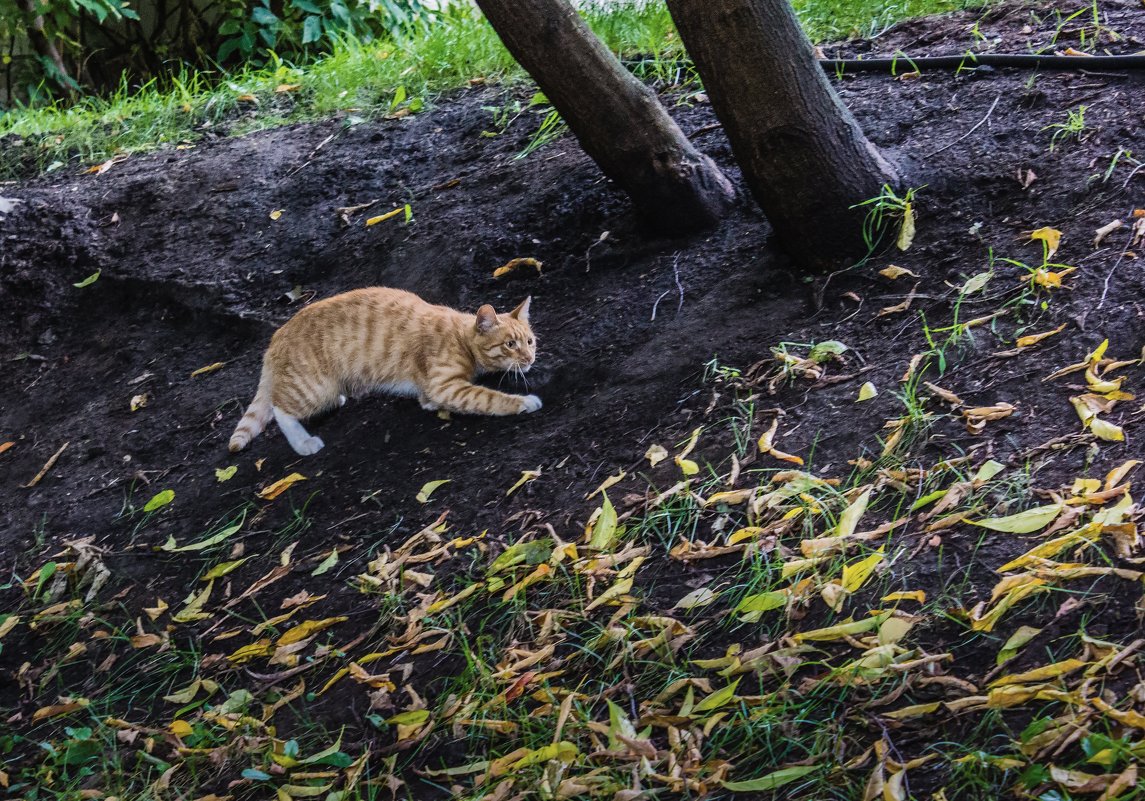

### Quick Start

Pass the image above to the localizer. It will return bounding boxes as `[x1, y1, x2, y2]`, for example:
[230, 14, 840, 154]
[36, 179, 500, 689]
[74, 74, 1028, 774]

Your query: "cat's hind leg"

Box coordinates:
[273, 407, 325, 455]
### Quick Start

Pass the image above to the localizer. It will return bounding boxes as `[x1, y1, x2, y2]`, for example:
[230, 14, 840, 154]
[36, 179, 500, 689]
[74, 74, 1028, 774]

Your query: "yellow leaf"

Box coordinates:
[674, 588, 718, 610]
[588, 493, 618, 550]
[387, 709, 430, 726]
[970, 502, 1063, 534]
[676, 457, 700, 475]
[1090, 418, 1125, 442]
[757, 417, 804, 465]
[130, 392, 149, 411]
[988, 658, 1087, 687]
[506, 468, 541, 496]
[878, 616, 913, 645]
[169, 720, 193, 737]
[275, 83, 301, 93]
[269, 209, 283, 221]
[882, 702, 942, 720]
[835, 488, 872, 538]
[1016, 324, 1066, 349]
[172, 581, 213, 623]
[882, 590, 926, 603]
[795, 612, 891, 642]
[73, 270, 101, 288]
[0, 615, 21, 639]
[143, 489, 175, 512]
[191, 362, 227, 377]
[258, 472, 307, 500]
[277, 616, 348, 646]
[692, 679, 741, 713]
[841, 547, 885, 593]
[645, 444, 668, 467]
[1104, 460, 1141, 490]
[857, 382, 878, 401]
[163, 679, 202, 703]
[492, 257, 542, 278]
[896, 202, 915, 250]
[1030, 226, 1062, 258]
[704, 489, 754, 507]
[366, 207, 403, 226]
[143, 599, 168, 621]
[586, 471, 625, 500]
[202, 558, 248, 580]
[416, 479, 450, 503]
[996, 625, 1041, 665]
[311, 548, 339, 576]
[879, 265, 917, 280]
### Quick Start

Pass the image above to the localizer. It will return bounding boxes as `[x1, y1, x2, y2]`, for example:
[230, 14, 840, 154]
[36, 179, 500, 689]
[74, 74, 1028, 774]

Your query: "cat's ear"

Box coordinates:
[475, 304, 498, 333]
[509, 296, 531, 323]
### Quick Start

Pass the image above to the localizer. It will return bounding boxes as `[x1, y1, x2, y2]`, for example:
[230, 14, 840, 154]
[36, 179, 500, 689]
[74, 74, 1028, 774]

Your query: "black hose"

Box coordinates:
[624, 52, 1145, 74]
[819, 52, 1145, 72]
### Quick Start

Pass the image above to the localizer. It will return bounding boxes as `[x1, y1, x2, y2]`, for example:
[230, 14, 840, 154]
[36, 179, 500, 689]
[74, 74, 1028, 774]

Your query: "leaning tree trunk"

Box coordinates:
[474, 0, 734, 232]
[665, 0, 900, 270]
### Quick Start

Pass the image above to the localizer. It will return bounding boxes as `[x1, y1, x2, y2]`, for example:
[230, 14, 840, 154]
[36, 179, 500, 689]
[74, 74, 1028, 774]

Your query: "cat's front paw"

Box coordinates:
[520, 394, 543, 413]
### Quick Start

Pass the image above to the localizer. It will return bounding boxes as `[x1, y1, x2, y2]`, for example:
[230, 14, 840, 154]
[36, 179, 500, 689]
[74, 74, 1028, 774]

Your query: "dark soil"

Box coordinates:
[2, 1, 1144, 798]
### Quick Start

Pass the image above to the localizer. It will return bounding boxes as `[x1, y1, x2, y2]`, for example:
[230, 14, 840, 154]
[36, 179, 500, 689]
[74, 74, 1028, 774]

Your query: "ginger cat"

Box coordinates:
[229, 288, 539, 456]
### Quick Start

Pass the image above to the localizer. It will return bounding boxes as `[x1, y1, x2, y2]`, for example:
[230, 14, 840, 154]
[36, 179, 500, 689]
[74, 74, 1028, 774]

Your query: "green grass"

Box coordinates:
[0, 0, 984, 179]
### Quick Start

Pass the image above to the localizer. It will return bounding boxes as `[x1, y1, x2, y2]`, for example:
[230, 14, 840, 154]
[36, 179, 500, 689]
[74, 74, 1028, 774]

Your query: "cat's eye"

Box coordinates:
[507, 340, 517, 349]
[528, 338, 534, 345]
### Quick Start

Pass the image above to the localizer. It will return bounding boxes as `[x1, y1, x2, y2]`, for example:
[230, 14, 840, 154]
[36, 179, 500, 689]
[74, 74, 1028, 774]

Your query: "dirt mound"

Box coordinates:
[2, 2, 1144, 798]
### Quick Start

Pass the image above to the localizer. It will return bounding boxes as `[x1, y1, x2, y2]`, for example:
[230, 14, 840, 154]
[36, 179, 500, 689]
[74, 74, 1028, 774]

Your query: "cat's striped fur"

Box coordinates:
[229, 287, 539, 456]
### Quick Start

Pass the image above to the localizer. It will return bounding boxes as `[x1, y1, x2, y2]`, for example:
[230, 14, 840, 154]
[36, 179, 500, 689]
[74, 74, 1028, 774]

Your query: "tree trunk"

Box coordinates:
[473, 0, 734, 232]
[665, 0, 900, 270]
[17, 0, 75, 92]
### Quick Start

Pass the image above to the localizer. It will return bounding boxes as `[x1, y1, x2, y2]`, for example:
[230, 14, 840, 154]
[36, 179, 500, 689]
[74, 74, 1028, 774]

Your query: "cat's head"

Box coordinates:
[473, 297, 536, 372]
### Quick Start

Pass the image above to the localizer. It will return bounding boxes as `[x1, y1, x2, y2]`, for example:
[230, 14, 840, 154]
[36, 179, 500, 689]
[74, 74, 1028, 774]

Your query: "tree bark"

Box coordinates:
[473, 0, 734, 233]
[665, 0, 900, 270]
[17, 0, 75, 92]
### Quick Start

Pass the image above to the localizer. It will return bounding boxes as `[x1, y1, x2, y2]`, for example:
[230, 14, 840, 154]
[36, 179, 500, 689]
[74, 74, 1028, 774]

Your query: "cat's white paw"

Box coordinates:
[338, 395, 347, 407]
[293, 436, 325, 456]
[520, 394, 543, 413]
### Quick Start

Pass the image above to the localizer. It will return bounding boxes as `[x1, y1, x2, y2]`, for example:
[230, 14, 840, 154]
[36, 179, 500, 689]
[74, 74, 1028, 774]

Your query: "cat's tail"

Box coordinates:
[229, 364, 274, 453]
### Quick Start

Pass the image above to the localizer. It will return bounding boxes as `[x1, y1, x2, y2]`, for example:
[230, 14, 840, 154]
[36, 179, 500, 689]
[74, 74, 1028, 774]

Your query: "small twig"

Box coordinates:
[1098, 228, 1135, 309]
[672, 253, 685, 314]
[1123, 162, 1145, 188]
[25, 441, 68, 488]
[686, 122, 722, 139]
[925, 93, 1001, 157]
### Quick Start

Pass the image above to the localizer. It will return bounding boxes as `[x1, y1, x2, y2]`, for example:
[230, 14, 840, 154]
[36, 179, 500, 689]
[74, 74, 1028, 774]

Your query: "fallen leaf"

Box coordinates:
[586, 471, 626, 500]
[722, 765, 818, 792]
[879, 265, 917, 280]
[311, 548, 339, 576]
[996, 625, 1041, 665]
[841, 546, 885, 593]
[492, 257, 543, 278]
[857, 382, 878, 401]
[897, 202, 916, 250]
[160, 520, 242, 552]
[645, 444, 668, 467]
[172, 581, 213, 623]
[269, 210, 283, 221]
[1090, 418, 1125, 442]
[1016, 324, 1067, 349]
[416, 479, 450, 503]
[278, 616, 348, 645]
[971, 503, 1063, 533]
[506, 468, 541, 496]
[259, 472, 307, 500]
[130, 393, 149, 412]
[366, 207, 404, 226]
[1031, 226, 1062, 259]
[143, 489, 175, 513]
[73, 270, 101, 288]
[0, 441, 13, 456]
[877, 283, 918, 316]
[674, 587, 719, 610]
[961, 271, 992, 295]
[215, 465, 237, 482]
[191, 362, 227, 377]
